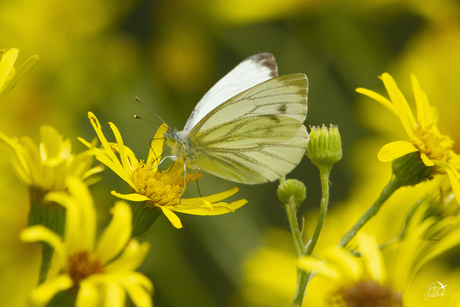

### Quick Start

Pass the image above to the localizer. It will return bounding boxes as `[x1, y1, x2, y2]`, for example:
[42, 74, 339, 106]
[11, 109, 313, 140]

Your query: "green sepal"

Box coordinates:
[130, 200, 162, 237]
[28, 186, 66, 284]
[391, 152, 433, 187]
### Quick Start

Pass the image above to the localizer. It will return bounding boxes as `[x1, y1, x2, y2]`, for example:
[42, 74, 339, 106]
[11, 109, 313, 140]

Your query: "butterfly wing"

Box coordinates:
[187, 73, 308, 184]
[183, 53, 278, 132]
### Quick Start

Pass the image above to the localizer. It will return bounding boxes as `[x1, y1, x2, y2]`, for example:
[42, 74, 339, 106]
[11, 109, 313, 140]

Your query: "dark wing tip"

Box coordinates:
[247, 53, 278, 78]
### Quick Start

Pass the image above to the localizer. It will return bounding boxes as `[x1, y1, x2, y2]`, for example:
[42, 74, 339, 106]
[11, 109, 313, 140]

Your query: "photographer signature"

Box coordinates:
[423, 282, 447, 301]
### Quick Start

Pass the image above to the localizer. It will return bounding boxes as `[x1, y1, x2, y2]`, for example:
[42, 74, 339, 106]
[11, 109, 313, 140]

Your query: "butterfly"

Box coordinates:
[163, 53, 309, 184]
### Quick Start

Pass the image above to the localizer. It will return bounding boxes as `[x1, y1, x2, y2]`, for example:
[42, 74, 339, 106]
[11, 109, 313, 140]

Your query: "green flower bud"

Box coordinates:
[278, 178, 306, 209]
[392, 152, 433, 187]
[307, 125, 342, 171]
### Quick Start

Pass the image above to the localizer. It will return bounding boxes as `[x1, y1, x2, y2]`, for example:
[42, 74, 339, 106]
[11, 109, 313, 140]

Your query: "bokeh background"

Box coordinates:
[1, 0, 460, 306]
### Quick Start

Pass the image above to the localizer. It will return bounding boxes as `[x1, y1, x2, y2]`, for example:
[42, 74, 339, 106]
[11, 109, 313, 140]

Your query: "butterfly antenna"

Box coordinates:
[135, 97, 168, 127]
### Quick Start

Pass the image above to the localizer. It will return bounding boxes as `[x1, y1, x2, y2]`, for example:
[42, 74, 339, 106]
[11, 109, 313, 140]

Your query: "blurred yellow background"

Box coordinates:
[2, 0, 460, 306]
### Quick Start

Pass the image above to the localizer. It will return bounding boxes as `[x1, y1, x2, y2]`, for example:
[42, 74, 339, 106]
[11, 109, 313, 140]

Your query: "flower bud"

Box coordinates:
[307, 125, 342, 171]
[278, 178, 306, 209]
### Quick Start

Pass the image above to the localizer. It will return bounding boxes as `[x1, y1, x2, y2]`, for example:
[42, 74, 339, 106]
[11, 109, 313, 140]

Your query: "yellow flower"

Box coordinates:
[79, 112, 247, 229]
[20, 177, 153, 307]
[0, 48, 39, 97]
[298, 233, 402, 307]
[356, 73, 460, 202]
[393, 179, 460, 291]
[0, 125, 103, 200]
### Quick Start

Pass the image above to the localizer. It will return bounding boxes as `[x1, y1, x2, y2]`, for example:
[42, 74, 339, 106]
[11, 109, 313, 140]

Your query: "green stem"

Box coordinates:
[286, 168, 332, 307]
[284, 197, 307, 307]
[305, 168, 330, 255]
[285, 198, 306, 257]
[338, 177, 403, 248]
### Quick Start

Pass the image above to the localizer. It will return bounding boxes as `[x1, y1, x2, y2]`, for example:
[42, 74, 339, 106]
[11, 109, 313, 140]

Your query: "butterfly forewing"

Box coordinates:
[183, 53, 278, 132]
[189, 74, 308, 134]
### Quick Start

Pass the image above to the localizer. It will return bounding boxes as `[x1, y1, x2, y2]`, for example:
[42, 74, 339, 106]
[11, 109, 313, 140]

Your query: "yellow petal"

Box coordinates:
[95, 202, 132, 265]
[177, 199, 247, 216]
[75, 279, 99, 307]
[322, 248, 361, 284]
[377, 141, 418, 162]
[104, 241, 150, 273]
[103, 283, 125, 307]
[68, 177, 97, 250]
[160, 207, 183, 228]
[109, 143, 139, 169]
[297, 257, 340, 281]
[29, 275, 73, 307]
[446, 167, 460, 205]
[147, 124, 169, 165]
[380, 73, 416, 138]
[121, 279, 153, 307]
[39, 126, 67, 161]
[0, 50, 39, 96]
[88, 112, 118, 162]
[411, 74, 433, 127]
[111, 190, 151, 202]
[86, 113, 138, 191]
[420, 153, 434, 167]
[357, 233, 385, 283]
[411, 223, 460, 284]
[199, 187, 240, 203]
[356, 87, 397, 115]
[0, 48, 19, 88]
[126, 272, 154, 294]
[109, 122, 132, 175]
[45, 178, 96, 252]
[20, 225, 67, 265]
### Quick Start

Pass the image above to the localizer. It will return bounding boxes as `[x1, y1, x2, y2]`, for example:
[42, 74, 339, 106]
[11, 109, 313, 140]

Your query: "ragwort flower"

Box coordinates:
[0, 125, 102, 202]
[298, 233, 403, 307]
[20, 177, 153, 307]
[79, 112, 247, 229]
[0, 48, 39, 97]
[356, 73, 460, 202]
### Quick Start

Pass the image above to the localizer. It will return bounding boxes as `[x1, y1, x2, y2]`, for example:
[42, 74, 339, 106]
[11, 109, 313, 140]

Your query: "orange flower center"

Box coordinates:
[329, 281, 402, 307]
[413, 123, 454, 163]
[131, 161, 183, 208]
[67, 251, 104, 288]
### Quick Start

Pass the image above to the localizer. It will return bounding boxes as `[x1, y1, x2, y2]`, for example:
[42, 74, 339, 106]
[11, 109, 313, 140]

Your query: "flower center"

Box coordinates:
[413, 123, 454, 163]
[67, 251, 104, 287]
[131, 161, 183, 208]
[329, 281, 402, 307]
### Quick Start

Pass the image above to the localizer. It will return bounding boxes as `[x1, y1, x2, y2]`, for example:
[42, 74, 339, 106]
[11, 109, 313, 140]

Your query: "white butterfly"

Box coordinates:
[164, 53, 309, 184]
